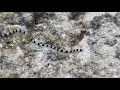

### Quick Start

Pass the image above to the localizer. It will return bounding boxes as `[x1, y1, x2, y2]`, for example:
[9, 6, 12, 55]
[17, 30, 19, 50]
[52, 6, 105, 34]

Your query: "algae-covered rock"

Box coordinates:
[8, 74, 18, 78]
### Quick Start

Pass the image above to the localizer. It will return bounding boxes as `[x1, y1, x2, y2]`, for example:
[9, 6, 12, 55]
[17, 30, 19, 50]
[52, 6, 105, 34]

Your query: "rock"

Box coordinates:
[1, 12, 120, 78]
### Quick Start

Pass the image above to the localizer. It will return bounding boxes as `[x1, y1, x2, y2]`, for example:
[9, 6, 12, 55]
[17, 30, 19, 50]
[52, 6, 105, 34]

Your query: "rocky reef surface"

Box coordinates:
[0, 12, 120, 78]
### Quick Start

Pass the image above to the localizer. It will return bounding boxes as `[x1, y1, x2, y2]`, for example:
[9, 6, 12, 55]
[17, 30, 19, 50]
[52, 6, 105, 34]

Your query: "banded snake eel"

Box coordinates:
[0, 26, 83, 53]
